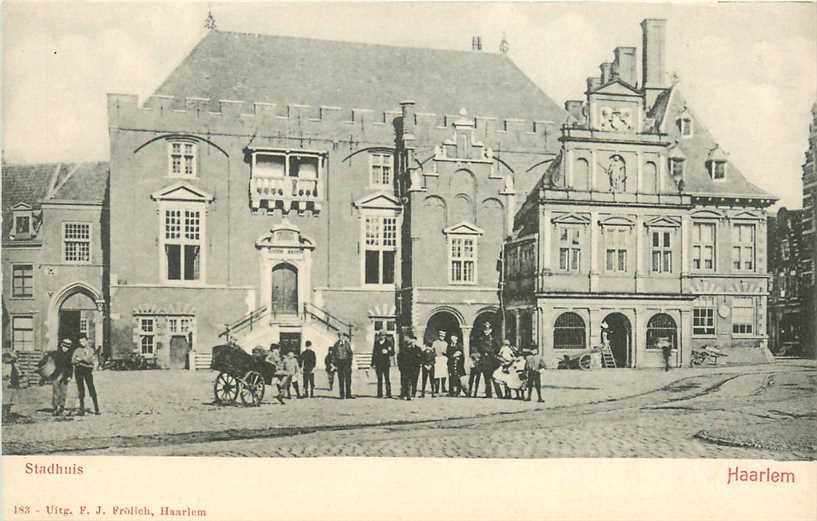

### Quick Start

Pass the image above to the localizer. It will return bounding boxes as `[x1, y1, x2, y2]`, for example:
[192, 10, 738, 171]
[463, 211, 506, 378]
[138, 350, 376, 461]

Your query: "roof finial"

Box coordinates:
[204, 9, 217, 30]
[499, 32, 510, 55]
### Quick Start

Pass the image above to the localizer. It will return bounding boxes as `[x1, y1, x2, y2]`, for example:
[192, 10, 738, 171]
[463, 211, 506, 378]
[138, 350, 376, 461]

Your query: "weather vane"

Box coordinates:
[204, 9, 217, 30]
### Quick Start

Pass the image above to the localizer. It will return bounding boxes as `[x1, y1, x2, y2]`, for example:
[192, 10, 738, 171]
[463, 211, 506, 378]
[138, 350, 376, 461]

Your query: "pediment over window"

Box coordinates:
[256, 219, 316, 250]
[591, 79, 641, 96]
[12, 202, 32, 211]
[353, 192, 402, 212]
[731, 210, 762, 220]
[667, 145, 687, 161]
[645, 216, 681, 227]
[443, 221, 484, 236]
[551, 213, 591, 225]
[151, 182, 214, 202]
[599, 215, 635, 227]
[690, 209, 726, 220]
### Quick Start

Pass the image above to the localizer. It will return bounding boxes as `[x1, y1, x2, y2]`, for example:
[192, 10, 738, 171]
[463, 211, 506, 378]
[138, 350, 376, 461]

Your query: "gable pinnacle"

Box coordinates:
[499, 33, 510, 54]
[204, 9, 217, 30]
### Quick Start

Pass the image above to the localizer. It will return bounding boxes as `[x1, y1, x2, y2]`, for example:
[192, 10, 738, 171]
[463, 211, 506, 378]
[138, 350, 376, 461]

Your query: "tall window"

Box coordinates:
[138, 317, 155, 356]
[364, 215, 397, 285]
[12, 264, 33, 298]
[678, 118, 693, 138]
[369, 152, 393, 188]
[692, 223, 716, 271]
[669, 158, 685, 179]
[573, 158, 590, 190]
[693, 296, 716, 336]
[63, 222, 91, 263]
[558, 226, 582, 272]
[732, 297, 755, 335]
[605, 227, 629, 272]
[651, 230, 672, 273]
[164, 208, 202, 281]
[643, 161, 658, 193]
[732, 224, 755, 272]
[646, 314, 677, 350]
[553, 312, 586, 350]
[169, 141, 196, 177]
[14, 214, 31, 236]
[12, 316, 34, 351]
[449, 235, 477, 284]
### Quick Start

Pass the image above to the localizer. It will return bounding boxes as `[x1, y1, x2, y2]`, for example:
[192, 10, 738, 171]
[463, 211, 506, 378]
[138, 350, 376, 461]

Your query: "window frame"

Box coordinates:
[160, 202, 206, 285]
[693, 297, 716, 337]
[62, 222, 92, 264]
[709, 160, 727, 181]
[137, 317, 156, 357]
[11, 263, 34, 298]
[13, 212, 32, 238]
[650, 228, 673, 274]
[557, 225, 583, 272]
[669, 158, 685, 179]
[691, 221, 717, 272]
[361, 211, 399, 288]
[731, 223, 756, 273]
[646, 313, 678, 350]
[604, 226, 629, 273]
[678, 117, 694, 138]
[731, 297, 755, 337]
[168, 140, 198, 178]
[368, 152, 394, 189]
[11, 315, 35, 351]
[448, 234, 478, 285]
[553, 312, 587, 350]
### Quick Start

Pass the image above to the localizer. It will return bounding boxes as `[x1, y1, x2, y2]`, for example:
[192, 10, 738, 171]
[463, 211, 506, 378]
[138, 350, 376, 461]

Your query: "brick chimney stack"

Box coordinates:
[613, 47, 637, 87]
[642, 18, 667, 107]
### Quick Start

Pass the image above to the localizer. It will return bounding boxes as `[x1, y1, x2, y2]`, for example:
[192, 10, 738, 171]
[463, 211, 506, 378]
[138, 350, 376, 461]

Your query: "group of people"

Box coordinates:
[42, 333, 101, 416]
[258, 340, 318, 404]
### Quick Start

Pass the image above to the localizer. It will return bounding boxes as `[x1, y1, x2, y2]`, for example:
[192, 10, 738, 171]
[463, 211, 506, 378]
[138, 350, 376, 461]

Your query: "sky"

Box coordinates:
[2, 1, 816, 209]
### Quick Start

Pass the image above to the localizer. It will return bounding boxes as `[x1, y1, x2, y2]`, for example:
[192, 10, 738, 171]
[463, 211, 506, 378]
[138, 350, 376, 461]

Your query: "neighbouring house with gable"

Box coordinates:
[800, 102, 817, 359]
[106, 29, 565, 368]
[504, 19, 777, 368]
[1, 162, 109, 379]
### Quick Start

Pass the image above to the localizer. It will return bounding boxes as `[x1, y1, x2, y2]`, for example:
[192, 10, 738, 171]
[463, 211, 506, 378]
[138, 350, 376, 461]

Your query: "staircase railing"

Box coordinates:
[303, 302, 353, 340]
[220, 305, 269, 341]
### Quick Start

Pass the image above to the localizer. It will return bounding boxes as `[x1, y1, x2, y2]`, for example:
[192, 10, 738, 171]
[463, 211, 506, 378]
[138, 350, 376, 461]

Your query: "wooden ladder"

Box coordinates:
[600, 345, 617, 368]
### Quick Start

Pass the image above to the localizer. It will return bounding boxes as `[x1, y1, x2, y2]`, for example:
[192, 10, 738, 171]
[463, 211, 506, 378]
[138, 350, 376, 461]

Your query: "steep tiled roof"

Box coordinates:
[151, 30, 566, 122]
[1, 162, 108, 237]
[661, 88, 775, 200]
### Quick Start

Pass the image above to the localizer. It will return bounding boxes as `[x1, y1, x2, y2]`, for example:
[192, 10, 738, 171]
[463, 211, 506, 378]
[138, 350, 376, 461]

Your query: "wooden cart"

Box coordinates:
[210, 343, 277, 406]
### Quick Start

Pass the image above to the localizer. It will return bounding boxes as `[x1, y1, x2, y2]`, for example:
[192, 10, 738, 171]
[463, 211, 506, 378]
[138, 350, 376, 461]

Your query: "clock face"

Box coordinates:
[599, 106, 634, 132]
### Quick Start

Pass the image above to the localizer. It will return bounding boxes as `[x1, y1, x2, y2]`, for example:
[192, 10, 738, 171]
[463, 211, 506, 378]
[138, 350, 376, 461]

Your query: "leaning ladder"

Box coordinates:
[599, 345, 617, 368]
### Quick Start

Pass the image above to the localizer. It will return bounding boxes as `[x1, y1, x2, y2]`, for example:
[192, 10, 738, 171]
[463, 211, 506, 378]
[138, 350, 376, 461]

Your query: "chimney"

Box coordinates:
[613, 47, 637, 86]
[641, 19, 667, 90]
[471, 36, 482, 51]
[564, 101, 584, 122]
[600, 62, 613, 84]
[587, 76, 602, 93]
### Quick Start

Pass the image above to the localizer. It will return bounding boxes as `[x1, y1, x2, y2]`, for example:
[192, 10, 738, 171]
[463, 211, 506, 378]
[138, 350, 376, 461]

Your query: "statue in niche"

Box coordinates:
[606, 155, 627, 192]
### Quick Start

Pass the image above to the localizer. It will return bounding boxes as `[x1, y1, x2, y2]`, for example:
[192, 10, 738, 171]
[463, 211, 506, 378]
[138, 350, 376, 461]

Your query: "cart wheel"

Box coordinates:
[239, 371, 265, 406]
[214, 372, 239, 404]
[578, 354, 592, 370]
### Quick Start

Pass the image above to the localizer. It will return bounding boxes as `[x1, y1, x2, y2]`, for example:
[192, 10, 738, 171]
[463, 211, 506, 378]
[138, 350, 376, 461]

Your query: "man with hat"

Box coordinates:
[71, 333, 100, 415]
[332, 332, 354, 399]
[475, 321, 499, 398]
[52, 338, 74, 415]
[523, 346, 547, 402]
[430, 329, 448, 394]
[371, 330, 395, 398]
[397, 333, 421, 400]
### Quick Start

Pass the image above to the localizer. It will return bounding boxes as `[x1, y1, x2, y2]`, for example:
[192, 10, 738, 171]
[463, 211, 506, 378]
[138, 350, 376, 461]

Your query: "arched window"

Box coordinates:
[573, 158, 590, 191]
[646, 313, 677, 350]
[553, 312, 586, 350]
[643, 161, 658, 193]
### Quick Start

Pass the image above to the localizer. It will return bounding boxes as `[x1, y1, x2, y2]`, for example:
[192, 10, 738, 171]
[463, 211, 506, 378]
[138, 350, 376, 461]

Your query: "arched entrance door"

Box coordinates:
[471, 310, 500, 350]
[58, 289, 98, 348]
[602, 312, 632, 368]
[271, 264, 298, 315]
[425, 311, 462, 347]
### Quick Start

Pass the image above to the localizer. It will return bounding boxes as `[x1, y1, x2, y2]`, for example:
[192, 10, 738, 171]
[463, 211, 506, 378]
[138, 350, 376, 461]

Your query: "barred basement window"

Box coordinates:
[63, 222, 91, 263]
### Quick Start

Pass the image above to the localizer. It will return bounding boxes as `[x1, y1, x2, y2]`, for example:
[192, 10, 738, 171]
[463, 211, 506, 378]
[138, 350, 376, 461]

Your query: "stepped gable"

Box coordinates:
[149, 30, 566, 123]
[1, 162, 108, 238]
[659, 87, 775, 200]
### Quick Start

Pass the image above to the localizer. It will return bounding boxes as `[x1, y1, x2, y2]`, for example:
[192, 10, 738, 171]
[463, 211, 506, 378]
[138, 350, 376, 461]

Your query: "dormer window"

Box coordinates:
[169, 141, 197, 177]
[669, 157, 685, 179]
[676, 107, 694, 138]
[10, 202, 34, 240]
[706, 145, 729, 181]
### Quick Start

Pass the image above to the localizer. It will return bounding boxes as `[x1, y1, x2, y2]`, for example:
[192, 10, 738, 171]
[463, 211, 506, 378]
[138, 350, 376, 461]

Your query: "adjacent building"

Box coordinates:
[767, 208, 804, 356]
[1, 162, 108, 376]
[504, 19, 777, 368]
[801, 102, 817, 359]
[106, 30, 564, 368]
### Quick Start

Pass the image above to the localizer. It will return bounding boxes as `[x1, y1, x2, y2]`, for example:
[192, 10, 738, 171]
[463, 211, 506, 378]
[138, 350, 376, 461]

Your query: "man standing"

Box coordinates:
[51, 339, 73, 415]
[398, 334, 421, 400]
[371, 331, 394, 398]
[71, 334, 100, 416]
[467, 350, 482, 398]
[324, 343, 336, 391]
[430, 330, 448, 394]
[524, 347, 547, 403]
[660, 339, 673, 372]
[283, 350, 302, 399]
[300, 341, 317, 397]
[476, 322, 498, 398]
[332, 333, 354, 399]
[419, 340, 436, 398]
[446, 334, 464, 397]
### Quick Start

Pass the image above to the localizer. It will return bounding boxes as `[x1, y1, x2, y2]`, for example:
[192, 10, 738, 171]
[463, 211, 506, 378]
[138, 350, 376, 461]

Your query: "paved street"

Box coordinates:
[3, 361, 815, 459]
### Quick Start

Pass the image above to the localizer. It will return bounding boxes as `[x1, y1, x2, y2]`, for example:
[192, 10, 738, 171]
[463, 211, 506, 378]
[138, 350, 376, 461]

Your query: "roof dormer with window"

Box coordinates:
[10, 202, 36, 241]
[676, 106, 694, 138]
[706, 145, 728, 181]
[667, 145, 687, 192]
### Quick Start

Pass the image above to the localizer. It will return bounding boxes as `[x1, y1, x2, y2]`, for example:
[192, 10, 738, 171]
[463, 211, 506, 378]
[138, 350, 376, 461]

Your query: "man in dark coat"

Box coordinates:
[446, 334, 465, 396]
[332, 333, 354, 399]
[300, 340, 317, 397]
[371, 331, 395, 398]
[397, 334, 421, 400]
[475, 322, 499, 398]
